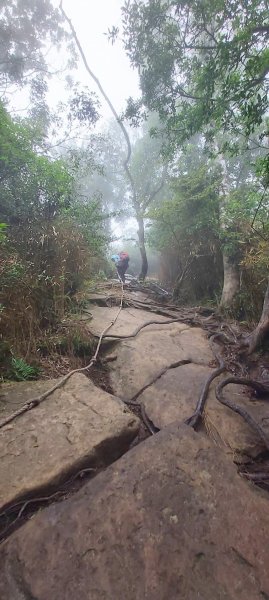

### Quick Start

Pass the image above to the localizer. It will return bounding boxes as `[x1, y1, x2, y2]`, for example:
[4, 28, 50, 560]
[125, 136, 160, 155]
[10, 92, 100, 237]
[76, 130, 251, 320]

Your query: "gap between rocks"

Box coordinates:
[2, 283, 269, 547]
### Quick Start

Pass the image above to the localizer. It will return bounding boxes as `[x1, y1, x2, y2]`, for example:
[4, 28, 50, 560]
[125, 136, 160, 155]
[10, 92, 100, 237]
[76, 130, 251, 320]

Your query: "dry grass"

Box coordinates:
[0, 218, 103, 365]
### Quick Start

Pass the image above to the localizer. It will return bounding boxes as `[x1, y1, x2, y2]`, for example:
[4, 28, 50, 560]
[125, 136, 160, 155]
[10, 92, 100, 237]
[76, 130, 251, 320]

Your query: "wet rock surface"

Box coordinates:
[0, 373, 139, 511]
[84, 304, 168, 337]
[1, 424, 269, 600]
[140, 362, 269, 459]
[1, 286, 269, 600]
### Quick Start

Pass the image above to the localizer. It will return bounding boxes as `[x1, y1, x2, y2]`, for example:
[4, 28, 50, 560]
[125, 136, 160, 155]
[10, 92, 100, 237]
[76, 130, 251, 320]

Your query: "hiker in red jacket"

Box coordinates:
[111, 251, 130, 283]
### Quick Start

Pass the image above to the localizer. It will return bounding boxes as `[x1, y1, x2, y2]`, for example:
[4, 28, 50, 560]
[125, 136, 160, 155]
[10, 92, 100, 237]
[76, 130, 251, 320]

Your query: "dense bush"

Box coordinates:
[0, 102, 109, 367]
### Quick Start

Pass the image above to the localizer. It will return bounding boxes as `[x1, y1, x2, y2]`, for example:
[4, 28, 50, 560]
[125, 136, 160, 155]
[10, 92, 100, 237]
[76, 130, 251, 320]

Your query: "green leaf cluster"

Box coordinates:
[9, 357, 40, 381]
[122, 0, 269, 158]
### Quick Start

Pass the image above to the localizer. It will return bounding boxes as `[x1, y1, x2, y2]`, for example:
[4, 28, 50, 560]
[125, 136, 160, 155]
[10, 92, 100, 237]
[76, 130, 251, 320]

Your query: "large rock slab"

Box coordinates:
[141, 362, 269, 459]
[1, 424, 269, 599]
[0, 373, 139, 511]
[109, 325, 213, 400]
[85, 305, 169, 337]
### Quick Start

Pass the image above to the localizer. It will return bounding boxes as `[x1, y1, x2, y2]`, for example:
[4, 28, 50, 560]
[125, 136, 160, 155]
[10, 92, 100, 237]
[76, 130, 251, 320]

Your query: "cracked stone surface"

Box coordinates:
[108, 324, 213, 400]
[140, 362, 269, 459]
[84, 305, 169, 337]
[101, 313, 269, 457]
[0, 373, 139, 511]
[1, 424, 269, 600]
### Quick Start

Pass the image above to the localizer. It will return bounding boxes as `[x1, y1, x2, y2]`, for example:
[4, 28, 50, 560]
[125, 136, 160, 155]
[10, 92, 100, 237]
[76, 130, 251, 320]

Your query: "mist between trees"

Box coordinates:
[0, 0, 269, 377]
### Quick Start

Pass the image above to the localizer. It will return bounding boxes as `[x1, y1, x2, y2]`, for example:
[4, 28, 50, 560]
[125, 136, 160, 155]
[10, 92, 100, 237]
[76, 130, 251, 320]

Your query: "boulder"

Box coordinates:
[0, 373, 139, 511]
[109, 325, 213, 400]
[141, 362, 269, 459]
[1, 424, 269, 599]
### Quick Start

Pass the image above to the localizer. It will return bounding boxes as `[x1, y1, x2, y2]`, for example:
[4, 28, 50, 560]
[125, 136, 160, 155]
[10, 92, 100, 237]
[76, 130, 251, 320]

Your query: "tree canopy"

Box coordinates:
[121, 0, 269, 153]
[0, 0, 67, 88]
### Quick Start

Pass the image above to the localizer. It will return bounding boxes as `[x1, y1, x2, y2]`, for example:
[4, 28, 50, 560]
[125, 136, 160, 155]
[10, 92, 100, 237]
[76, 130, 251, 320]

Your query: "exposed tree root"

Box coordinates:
[116, 290, 269, 452]
[0, 467, 97, 544]
[216, 377, 269, 450]
[0, 284, 125, 430]
[140, 403, 158, 435]
[129, 360, 191, 402]
[184, 363, 225, 429]
[104, 318, 190, 340]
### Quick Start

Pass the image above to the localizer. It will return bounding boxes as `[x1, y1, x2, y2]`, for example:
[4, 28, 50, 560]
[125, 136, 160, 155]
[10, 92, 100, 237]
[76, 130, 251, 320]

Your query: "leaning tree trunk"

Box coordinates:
[220, 253, 240, 308]
[137, 215, 148, 280]
[246, 278, 269, 353]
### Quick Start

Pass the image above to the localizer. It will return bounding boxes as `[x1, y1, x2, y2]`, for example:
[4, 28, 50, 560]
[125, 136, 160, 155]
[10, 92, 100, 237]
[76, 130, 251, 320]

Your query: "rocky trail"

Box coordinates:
[1, 280, 269, 599]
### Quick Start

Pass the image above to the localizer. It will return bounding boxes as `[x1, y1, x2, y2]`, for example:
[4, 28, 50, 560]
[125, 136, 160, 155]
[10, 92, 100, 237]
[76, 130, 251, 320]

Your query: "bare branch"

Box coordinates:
[143, 166, 167, 209]
[59, 1, 138, 205]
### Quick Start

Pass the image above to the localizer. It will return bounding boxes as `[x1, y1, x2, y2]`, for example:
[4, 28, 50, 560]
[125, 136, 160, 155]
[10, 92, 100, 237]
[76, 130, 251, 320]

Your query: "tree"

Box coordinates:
[121, 0, 269, 149]
[214, 140, 257, 308]
[0, 102, 73, 224]
[88, 118, 168, 279]
[121, 0, 269, 349]
[149, 138, 222, 299]
[130, 117, 168, 278]
[79, 122, 132, 218]
[61, 3, 168, 279]
[0, 0, 67, 90]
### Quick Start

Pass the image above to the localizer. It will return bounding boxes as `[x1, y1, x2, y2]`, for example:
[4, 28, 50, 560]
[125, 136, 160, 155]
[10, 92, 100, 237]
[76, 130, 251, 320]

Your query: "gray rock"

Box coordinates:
[141, 362, 268, 459]
[109, 325, 213, 400]
[86, 305, 169, 337]
[0, 373, 139, 511]
[1, 424, 269, 599]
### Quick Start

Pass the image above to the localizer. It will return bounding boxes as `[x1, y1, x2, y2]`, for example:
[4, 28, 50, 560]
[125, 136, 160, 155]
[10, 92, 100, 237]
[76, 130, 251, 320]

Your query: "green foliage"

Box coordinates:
[0, 102, 74, 224]
[256, 153, 269, 186]
[149, 151, 221, 252]
[68, 89, 100, 125]
[68, 197, 109, 254]
[9, 358, 40, 381]
[1, 257, 26, 285]
[122, 0, 269, 156]
[0, 98, 110, 360]
[130, 114, 168, 213]
[0, 0, 67, 88]
[0, 222, 7, 242]
[148, 143, 222, 299]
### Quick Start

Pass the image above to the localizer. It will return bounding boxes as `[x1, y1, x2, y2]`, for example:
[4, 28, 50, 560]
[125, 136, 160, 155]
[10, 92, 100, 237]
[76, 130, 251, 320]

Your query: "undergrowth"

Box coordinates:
[0, 317, 97, 382]
[9, 358, 40, 382]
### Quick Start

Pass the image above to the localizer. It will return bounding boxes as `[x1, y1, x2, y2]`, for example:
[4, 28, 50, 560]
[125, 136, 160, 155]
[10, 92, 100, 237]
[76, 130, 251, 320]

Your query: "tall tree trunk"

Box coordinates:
[246, 279, 269, 353]
[220, 253, 240, 308]
[216, 147, 241, 309]
[137, 215, 148, 280]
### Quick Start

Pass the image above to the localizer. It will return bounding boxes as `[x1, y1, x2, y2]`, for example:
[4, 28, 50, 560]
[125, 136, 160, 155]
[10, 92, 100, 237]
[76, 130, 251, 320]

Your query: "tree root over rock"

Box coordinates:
[119, 292, 269, 457]
[216, 377, 269, 450]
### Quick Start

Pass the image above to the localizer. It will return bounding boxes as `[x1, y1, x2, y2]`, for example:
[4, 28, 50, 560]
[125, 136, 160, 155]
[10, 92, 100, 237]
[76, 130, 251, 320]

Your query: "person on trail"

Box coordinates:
[111, 251, 130, 284]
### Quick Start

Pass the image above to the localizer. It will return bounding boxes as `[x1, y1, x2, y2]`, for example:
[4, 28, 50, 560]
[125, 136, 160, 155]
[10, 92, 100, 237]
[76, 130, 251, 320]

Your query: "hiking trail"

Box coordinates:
[1, 279, 269, 599]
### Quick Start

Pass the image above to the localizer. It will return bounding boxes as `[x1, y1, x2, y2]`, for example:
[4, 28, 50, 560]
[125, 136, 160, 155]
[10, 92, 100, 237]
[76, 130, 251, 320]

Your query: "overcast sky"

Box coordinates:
[51, 0, 139, 122]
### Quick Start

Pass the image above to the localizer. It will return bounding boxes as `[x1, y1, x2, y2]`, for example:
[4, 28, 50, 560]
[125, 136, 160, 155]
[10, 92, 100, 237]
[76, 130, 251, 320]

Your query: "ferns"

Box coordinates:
[10, 358, 40, 381]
